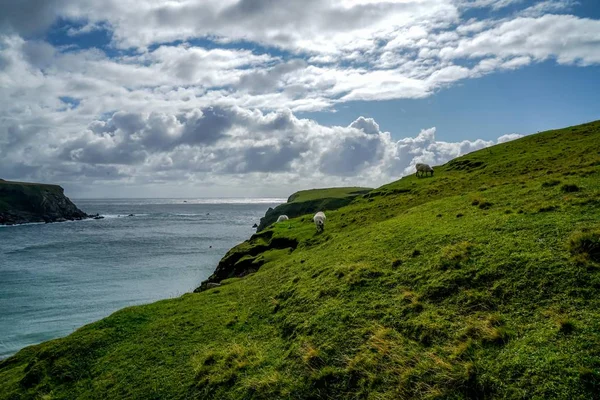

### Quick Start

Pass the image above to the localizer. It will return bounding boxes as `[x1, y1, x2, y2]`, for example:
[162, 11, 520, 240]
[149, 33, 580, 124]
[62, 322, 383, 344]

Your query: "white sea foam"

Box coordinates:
[0, 221, 47, 228]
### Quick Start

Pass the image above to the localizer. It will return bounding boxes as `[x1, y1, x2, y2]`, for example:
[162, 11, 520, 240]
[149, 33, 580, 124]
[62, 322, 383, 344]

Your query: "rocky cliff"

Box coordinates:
[0, 180, 89, 225]
[194, 229, 300, 292]
[195, 187, 372, 292]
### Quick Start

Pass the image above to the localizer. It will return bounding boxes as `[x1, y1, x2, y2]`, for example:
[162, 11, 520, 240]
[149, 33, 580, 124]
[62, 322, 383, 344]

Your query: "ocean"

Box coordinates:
[0, 198, 284, 359]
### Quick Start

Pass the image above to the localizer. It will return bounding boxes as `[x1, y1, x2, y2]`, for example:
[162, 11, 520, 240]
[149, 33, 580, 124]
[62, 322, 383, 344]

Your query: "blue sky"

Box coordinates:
[1, 0, 599, 197]
[302, 61, 600, 141]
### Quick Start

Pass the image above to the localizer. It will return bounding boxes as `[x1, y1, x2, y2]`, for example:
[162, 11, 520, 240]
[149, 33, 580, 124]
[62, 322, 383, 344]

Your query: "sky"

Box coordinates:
[0, 0, 599, 198]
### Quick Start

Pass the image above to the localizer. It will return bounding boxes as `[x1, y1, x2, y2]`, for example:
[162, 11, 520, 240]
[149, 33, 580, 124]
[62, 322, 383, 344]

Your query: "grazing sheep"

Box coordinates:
[313, 211, 326, 232]
[277, 215, 289, 222]
[415, 163, 434, 177]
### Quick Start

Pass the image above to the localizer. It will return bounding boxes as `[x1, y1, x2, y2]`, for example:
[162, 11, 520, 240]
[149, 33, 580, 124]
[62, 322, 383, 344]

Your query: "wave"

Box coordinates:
[0, 218, 97, 228]
[171, 213, 214, 217]
[97, 214, 149, 219]
[0, 222, 46, 228]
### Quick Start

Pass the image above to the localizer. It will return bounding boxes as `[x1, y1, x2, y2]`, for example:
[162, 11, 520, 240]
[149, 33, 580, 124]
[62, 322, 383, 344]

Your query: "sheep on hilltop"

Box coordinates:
[415, 163, 434, 177]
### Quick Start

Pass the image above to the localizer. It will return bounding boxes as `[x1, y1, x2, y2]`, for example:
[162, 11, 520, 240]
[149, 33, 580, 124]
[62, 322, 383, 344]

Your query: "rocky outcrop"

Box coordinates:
[195, 187, 372, 292]
[194, 230, 299, 292]
[0, 180, 89, 225]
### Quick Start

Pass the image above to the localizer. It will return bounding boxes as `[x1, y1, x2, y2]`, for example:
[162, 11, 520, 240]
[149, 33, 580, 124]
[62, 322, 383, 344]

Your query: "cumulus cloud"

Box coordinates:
[518, 0, 579, 17]
[0, 0, 66, 35]
[497, 133, 524, 143]
[0, 0, 597, 195]
[439, 15, 600, 66]
[455, 0, 525, 10]
[1, 101, 524, 196]
[1, 3, 599, 113]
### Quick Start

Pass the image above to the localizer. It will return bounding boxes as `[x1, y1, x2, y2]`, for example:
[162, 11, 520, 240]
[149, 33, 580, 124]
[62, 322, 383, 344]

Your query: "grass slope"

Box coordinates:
[2, 121, 600, 399]
[256, 187, 372, 232]
[287, 187, 372, 203]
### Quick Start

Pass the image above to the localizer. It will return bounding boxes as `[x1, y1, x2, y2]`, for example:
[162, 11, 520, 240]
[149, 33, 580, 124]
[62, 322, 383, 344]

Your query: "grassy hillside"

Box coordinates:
[2, 121, 600, 399]
[0, 181, 63, 213]
[287, 187, 372, 203]
[256, 187, 372, 231]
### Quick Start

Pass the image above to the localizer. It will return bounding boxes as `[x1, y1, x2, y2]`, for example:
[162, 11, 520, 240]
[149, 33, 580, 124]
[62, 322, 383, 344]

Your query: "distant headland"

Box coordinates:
[0, 179, 89, 225]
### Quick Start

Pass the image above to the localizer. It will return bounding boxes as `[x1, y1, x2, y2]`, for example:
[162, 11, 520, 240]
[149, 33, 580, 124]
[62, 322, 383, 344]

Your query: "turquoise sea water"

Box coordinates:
[0, 198, 283, 359]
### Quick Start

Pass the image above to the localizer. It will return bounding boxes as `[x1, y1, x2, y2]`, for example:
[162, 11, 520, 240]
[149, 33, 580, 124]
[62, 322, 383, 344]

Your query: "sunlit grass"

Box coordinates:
[1, 120, 600, 399]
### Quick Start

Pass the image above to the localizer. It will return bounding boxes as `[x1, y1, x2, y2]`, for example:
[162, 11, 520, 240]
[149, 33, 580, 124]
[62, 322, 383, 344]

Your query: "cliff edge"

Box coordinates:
[196, 186, 373, 291]
[0, 180, 89, 225]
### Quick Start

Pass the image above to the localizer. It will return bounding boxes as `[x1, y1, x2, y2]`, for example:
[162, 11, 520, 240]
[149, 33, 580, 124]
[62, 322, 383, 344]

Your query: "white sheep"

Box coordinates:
[415, 163, 434, 177]
[276, 215, 289, 222]
[313, 211, 326, 232]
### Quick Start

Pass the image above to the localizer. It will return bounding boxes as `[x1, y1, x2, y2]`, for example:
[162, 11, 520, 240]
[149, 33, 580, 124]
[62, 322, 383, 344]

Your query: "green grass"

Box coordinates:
[257, 187, 372, 231]
[0, 180, 64, 213]
[0, 180, 61, 188]
[287, 187, 372, 203]
[2, 121, 600, 399]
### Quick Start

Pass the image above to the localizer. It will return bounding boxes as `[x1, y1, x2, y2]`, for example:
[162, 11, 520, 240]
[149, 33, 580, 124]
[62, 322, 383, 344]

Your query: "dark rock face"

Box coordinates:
[0, 181, 90, 225]
[195, 188, 371, 293]
[194, 230, 299, 292]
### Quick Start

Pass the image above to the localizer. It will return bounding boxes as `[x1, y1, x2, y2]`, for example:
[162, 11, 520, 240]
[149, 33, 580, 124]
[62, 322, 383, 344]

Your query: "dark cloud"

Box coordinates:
[0, 52, 11, 70]
[110, 111, 147, 135]
[224, 0, 282, 16]
[153, 3, 215, 26]
[0, 122, 44, 152]
[0, 0, 65, 35]
[220, 0, 319, 31]
[88, 120, 117, 135]
[63, 139, 148, 165]
[0, 161, 41, 180]
[179, 107, 234, 145]
[258, 109, 297, 132]
[319, 134, 383, 176]
[221, 142, 308, 174]
[138, 113, 180, 151]
[21, 41, 55, 68]
[58, 106, 241, 169]
[48, 162, 127, 181]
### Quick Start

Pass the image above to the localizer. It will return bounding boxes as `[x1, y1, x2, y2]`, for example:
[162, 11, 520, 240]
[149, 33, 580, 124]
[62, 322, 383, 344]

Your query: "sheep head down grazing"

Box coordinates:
[313, 211, 326, 232]
[415, 163, 434, 177]
[277, 215, 289, 222]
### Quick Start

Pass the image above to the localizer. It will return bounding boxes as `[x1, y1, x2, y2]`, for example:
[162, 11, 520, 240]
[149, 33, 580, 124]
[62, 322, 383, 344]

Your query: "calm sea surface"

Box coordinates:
[0, 198, 284, 359]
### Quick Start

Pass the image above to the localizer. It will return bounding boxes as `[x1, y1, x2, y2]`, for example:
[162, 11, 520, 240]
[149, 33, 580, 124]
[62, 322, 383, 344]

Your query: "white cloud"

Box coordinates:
[497, 133, 524, 143]
[455, 0, 525, 11]
[439, 15, 600, 66]
[0, 0, 597, 195]
[0, 100, 524, 196]
[518, 0, 579, 17]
